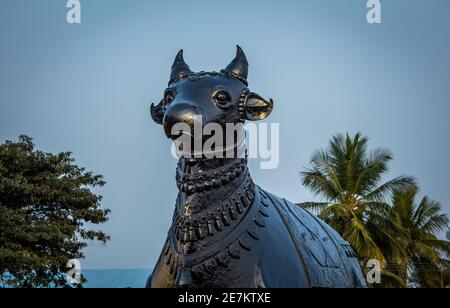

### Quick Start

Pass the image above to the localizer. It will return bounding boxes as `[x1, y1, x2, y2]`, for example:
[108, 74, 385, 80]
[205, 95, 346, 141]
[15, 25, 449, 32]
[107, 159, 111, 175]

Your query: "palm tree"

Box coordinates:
[384, 190, 450, 288]
[299, 133, 416, 274]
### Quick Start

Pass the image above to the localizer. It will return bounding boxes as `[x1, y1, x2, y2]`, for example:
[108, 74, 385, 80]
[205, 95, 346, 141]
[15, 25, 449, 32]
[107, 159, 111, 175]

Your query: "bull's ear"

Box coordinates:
[150, 99, 165, 125]
[244, 92, 274, 121]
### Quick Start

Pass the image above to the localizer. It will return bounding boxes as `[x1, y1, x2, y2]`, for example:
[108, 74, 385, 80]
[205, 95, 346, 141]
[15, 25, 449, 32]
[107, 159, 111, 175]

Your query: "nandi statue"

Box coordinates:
[147, 46, 366, 288]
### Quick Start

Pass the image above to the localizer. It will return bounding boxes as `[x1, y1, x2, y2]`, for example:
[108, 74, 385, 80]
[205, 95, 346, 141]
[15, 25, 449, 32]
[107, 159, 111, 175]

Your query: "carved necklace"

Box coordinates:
[173, 171, 255, 245]
[168, 156, 263, 287]
[161, 183, 273, 287]
[176, 158, 247, 195]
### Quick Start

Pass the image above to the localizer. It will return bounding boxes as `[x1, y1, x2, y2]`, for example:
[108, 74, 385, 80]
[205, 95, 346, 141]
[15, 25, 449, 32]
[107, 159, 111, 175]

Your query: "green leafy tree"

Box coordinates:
[299, 133, 416, 284]
[383, 190, 450, 288]
[0, 135, 110, 288]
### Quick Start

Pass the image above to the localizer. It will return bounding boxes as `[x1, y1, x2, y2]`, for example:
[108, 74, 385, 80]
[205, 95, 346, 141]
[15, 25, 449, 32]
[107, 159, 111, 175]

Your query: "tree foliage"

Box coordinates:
[382, 190, 450, 288]
[300, 133, 416, 264]
[0, 135, 110, 288]
[299, 133, 449, 288]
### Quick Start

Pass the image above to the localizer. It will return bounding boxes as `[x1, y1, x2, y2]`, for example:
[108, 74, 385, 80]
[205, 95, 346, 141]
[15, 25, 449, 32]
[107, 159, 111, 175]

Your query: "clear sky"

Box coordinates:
[1, 0, 449, 269]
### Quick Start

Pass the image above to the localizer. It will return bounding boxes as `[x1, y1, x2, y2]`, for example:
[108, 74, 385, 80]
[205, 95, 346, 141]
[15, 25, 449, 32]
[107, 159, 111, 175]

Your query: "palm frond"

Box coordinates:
[310, 149, 345, 197]
[414, 197, 449, 233]
[353, 148, 392, 196]
[343, 218, 385, 264]
[364, 176, 417, 202]
[296, 202, 329, 215]
[318, 203, 350, 222]
[420, 238, 450, 258]
[413, 241, 442, 263]
[381, 268, 408, 288]
[366, 202, 406, 236]
[301, 168, 342, 201]
[421, 213, 449, 235]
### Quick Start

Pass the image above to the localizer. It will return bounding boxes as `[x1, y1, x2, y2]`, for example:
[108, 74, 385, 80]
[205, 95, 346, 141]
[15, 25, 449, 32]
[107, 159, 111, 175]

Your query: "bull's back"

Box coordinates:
[259, 189, 366, 288]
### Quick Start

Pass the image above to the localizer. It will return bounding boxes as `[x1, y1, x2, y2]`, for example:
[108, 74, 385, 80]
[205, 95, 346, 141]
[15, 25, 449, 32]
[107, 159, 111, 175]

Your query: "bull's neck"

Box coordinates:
[176, 157, 251, 216]
[172, 155, 256, 257]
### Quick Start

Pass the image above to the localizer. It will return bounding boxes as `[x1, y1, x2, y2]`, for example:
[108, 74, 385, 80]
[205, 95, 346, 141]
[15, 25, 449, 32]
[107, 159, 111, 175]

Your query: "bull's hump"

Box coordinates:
[262, 190, 366, 288]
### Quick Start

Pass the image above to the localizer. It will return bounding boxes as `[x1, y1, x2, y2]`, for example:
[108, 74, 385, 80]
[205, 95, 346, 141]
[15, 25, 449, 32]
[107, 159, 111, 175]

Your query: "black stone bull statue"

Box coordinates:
[148, 46, 366, 288]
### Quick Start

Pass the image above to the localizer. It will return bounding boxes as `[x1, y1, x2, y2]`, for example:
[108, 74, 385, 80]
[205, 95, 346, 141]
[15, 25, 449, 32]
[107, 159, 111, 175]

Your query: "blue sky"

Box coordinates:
[1, 0, 449, 269]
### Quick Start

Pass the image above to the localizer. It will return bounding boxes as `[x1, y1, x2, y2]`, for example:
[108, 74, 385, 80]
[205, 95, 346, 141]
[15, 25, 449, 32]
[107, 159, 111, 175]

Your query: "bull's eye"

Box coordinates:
[164, 90, 175, 105]
[213, 90, 232, 107]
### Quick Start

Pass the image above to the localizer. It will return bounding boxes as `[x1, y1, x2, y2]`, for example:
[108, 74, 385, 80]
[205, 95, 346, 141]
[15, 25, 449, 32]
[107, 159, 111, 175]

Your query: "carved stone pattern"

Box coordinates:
[173, 175, 255, 244]
[162, 189, 270, 286]
[169, 70, 245, 86]
[238, 88, 250, 122]
[176, 159, 248, 194]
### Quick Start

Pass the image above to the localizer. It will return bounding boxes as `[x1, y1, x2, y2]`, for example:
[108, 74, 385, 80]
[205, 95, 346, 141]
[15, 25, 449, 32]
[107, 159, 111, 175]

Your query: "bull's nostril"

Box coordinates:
[163, 103, 203, 139]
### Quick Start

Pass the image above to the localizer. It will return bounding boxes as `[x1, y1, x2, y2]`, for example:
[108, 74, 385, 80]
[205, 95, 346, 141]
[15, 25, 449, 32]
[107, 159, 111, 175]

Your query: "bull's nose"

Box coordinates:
[163, 103, 203, 139]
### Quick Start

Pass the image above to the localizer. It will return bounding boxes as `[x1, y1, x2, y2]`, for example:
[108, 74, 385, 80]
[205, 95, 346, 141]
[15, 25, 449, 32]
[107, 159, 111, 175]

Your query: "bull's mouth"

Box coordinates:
[170, 130, 246, 159]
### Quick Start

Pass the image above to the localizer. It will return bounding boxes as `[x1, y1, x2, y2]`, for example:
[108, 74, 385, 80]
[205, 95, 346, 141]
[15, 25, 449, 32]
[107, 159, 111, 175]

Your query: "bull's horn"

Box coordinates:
[223, 45, 248, 84]
[170, 49, 192, 84]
